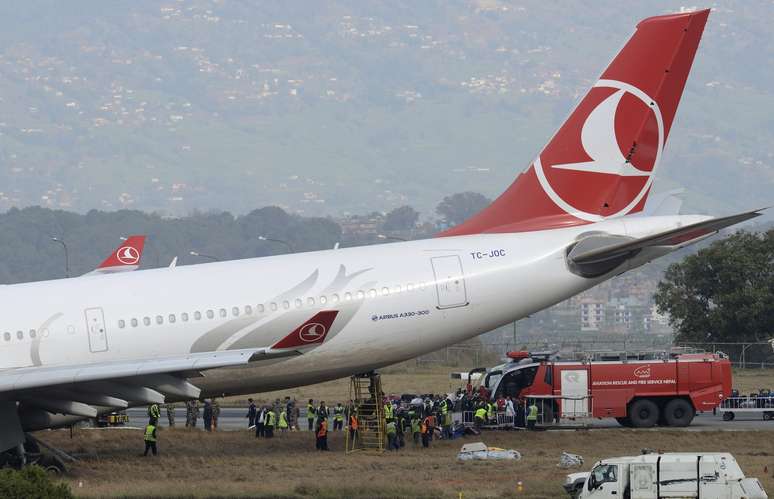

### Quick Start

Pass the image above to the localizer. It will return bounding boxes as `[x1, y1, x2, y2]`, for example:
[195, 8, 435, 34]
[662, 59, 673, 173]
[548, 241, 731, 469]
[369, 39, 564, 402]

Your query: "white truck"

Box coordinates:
[564, 452, 767, 499]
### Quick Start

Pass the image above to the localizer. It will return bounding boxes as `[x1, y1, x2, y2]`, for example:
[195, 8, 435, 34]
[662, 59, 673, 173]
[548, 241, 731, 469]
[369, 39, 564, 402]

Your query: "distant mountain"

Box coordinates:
[0, 1, 771, 218]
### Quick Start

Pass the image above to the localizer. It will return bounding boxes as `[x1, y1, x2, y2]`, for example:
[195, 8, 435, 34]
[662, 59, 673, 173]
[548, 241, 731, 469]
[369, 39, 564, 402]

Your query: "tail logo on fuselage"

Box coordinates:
[298, 323, 326, 343]
[116, 246, 140, 265]
[534, 79, 664, 222]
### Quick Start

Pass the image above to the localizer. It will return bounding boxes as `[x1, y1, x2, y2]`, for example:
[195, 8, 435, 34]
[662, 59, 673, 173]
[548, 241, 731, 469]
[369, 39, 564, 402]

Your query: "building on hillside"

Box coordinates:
[580, 299, 605, 332]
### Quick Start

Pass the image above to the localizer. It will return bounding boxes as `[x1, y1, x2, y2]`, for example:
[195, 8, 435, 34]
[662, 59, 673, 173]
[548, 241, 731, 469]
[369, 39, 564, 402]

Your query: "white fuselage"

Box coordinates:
[0, 215, 706, 397]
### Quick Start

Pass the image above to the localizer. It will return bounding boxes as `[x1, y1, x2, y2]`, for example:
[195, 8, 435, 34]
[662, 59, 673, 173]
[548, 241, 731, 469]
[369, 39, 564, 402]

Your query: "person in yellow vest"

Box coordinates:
[411, 416, 421, 445]
[147, 402, 161, 425]
[333, 402, 344, 431]
[383, 399, 393, 421]
[316, 416, 329, 451]
[264, 407, 276, 438]
[527, 400, 539, 430]
[278, 409, 289, 432]
[487, 401, 495, 423]
[306, 399, 316, 431]
[143, 422, 158, 456]
[474, 405, 487, 428]
[385, 419, 398, 451]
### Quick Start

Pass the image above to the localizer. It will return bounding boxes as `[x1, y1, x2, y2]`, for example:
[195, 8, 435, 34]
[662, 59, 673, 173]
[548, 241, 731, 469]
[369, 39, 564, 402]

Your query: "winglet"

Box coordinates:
[270, 311, 339, 350]
[91, 236, 146, 274]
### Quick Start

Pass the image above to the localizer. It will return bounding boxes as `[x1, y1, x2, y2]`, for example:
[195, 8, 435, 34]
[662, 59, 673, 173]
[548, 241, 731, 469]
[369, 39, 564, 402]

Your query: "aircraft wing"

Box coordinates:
[568, 209, 765, 276]
[2, 311, 339, 423]
[83, 235, 146, 276]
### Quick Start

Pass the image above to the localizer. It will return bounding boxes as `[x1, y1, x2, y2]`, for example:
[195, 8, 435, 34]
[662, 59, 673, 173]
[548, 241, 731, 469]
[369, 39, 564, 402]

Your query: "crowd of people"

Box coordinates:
[140, 387, 541, 454]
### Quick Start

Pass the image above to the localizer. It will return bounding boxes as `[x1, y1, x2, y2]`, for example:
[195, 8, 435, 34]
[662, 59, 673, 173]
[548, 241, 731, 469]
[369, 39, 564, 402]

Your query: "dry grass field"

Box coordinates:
[39, 427, 774, 498]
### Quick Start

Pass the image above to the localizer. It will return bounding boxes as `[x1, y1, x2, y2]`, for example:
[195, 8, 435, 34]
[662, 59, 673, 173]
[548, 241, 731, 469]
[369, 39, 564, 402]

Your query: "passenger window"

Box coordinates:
[118, 320, 126, 329]
[29, 329, 36, 338]
[331, 294, 339, 303]
[407, 283, 414, 291]
[368, 289, 377, 298]
[381, 287, 390, 296]
[219, 308, 227, 318]
[319, 296, 327, 305]
[270, 303, 277, 311]
[3, 332, 10, 341]
[143, 317, 151, 326]
[282, 301, 290, 310]
[294, 299, 302, 308]
[245, 305, 253, 315]
[169, 314, 176, 324]
[232, 307, 240, 317]
[182, 312, 189, 322]
[194, 311, 202, 320]
[16, 331, 23, 340]
[356, 290, 365, 300]
[307, 297, 315, 306]
[131, 318, 138, 328]
[156, 315, 163, 325]
[394, 285, 402, 293]
[344, 292, 352, 301]
[206, 310, 214, 319]
[257, 304, 265, 313]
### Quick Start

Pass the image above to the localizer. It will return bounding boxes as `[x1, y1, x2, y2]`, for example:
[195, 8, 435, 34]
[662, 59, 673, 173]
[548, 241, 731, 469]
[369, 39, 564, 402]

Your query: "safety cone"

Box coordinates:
[517, 480, 524, 493]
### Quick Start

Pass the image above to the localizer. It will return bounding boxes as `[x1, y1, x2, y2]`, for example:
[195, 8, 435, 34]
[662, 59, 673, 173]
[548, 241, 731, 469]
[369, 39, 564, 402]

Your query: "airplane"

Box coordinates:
[0, 9, 763, 455]
[82, 236, 146, 276]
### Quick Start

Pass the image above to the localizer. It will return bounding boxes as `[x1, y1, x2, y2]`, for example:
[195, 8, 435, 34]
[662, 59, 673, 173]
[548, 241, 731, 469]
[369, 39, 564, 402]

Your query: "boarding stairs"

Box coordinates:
[345, 372, 385, 453]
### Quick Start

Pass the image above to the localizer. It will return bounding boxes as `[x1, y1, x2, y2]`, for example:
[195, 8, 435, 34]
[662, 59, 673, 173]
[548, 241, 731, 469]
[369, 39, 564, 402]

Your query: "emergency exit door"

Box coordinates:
[430, 255, 468, 309]
[84, 307, 109, 353]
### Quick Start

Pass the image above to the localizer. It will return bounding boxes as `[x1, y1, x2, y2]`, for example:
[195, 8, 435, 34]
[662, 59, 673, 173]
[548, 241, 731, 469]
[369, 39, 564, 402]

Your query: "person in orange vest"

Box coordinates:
[420, 415, 433, 448]
[348, 409, 359, 447]
[316, 415, 329, 451]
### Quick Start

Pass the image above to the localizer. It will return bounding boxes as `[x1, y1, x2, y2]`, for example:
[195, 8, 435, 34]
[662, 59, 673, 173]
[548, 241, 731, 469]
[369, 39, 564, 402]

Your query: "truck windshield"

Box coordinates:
[590, 464, 618, 490]
[494, 365, 538, 399]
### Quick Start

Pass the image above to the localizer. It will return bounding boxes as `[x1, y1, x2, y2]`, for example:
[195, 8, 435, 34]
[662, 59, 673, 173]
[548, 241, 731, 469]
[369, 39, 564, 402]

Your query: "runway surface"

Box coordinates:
[125, 407, 774, 432]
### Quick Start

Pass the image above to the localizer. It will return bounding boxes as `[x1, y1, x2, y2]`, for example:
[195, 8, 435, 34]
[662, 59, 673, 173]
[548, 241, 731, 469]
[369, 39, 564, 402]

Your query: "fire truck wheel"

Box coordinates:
[615, 417, 632, 427]
[629, 399, 659, 428]
[763, 412, 773, 421]
[663, 399, 695, 427]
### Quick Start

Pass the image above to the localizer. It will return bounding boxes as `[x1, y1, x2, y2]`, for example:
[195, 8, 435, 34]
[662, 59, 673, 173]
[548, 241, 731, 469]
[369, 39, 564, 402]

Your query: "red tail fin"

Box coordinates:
[270, 311, 339, 350]
[96, 235, 146, 271]
[440, 9, 710, 236]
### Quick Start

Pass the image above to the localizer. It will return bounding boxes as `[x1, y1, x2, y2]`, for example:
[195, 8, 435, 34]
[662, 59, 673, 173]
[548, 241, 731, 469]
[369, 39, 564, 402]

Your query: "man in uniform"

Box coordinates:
[421, 415, 433, 448]
[203, 400, 213, 431]
[211, 399, 220, 431]
[185, 399, 199, 428]
[474, 404, 487, 428]
[348, 407, 359, 447]
[278, 408, 289, 433]
[246, 398, 257, 428]
[165, 403, 175, 428]
[143, 421, 158, 456]
[385, 418, 398, 451]
[333, 402, 344, 431]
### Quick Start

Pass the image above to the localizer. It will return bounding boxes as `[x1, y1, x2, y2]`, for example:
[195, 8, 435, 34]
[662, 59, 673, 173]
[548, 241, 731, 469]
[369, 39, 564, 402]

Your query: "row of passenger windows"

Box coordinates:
[117, 282, 430, 330]
[3, 329, 38, 342]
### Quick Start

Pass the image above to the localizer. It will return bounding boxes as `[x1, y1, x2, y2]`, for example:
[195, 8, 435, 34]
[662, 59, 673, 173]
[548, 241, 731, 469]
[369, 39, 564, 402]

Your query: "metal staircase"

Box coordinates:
[345, 372, 385, 453]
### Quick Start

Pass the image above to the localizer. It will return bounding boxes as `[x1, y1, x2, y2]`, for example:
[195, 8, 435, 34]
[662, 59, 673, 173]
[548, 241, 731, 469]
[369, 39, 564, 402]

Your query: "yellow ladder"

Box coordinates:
[345, 372, 385, 454]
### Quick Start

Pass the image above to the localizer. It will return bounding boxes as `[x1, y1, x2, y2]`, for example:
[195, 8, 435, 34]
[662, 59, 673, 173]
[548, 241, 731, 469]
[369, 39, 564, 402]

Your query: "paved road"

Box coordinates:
[126, 407, 774, 432]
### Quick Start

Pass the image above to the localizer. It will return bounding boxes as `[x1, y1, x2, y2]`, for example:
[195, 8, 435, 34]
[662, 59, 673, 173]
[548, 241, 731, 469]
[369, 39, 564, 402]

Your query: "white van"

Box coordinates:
[564, 452, 767, 499]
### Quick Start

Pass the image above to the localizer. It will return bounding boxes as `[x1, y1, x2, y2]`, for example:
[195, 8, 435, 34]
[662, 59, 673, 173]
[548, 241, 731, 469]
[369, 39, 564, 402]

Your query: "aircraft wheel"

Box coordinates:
[763, 412, 773, 421]
[722, 411, 735, 421]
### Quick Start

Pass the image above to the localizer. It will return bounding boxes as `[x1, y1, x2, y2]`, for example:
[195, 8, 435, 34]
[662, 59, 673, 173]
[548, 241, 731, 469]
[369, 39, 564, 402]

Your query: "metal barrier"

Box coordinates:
[459, 396, 594, 430]
[720, 396, 774, 410]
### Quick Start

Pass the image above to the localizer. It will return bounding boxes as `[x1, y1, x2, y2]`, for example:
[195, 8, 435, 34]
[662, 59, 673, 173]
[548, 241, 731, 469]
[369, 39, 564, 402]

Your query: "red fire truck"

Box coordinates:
[478, 351, 732, 427]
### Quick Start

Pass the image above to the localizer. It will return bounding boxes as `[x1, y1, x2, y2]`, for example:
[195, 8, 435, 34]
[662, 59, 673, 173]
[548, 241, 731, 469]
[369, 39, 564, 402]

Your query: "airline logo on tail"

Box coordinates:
[270, 311, 339, 350]
[535, 79, 664, 221]
[116, 246, 141, 265]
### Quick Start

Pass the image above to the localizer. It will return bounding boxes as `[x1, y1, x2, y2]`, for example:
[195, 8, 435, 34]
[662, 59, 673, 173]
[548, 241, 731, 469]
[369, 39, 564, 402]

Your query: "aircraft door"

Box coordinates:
[84, 307, 109, 353]
[430, 255, 468, 309]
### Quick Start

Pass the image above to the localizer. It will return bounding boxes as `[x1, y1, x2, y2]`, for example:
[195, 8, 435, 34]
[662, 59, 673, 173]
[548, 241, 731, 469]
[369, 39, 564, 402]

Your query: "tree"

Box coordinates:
[435, 192, 491, 226]
[654, 229, 774, 343]
[382, 205, 419, 231]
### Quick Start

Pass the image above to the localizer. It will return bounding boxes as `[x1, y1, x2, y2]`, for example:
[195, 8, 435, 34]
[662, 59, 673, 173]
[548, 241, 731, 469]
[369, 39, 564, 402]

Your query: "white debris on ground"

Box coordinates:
[557, 452, 584, 468]
[457, 442, 522, 461]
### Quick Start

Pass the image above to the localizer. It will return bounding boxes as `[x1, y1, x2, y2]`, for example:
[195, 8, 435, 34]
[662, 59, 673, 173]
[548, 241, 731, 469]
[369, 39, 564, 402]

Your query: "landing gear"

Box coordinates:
[0, 434, 68, 474]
